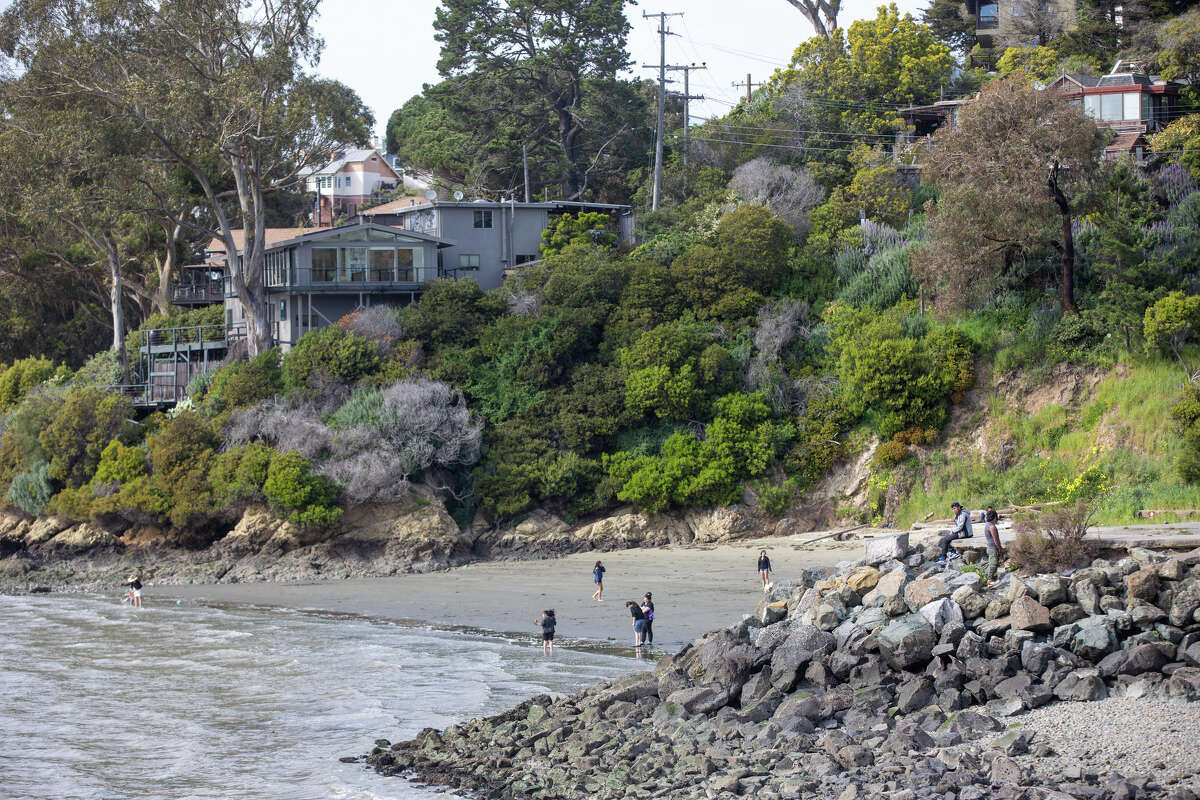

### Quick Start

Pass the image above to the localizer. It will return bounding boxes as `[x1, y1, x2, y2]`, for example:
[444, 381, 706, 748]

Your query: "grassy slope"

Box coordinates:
[894, 357, 1200, 527]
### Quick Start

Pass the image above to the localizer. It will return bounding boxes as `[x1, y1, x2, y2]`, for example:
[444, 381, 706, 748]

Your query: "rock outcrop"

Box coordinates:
[362, 539, 1200, 800]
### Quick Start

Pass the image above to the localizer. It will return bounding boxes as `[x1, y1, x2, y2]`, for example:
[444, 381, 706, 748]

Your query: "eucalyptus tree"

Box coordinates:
[782, 0, 841, 38]
[1, 0, 373, 356]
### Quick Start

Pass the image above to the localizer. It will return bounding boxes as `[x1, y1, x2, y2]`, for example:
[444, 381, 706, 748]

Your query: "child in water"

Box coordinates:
[535, 609, 556, 655]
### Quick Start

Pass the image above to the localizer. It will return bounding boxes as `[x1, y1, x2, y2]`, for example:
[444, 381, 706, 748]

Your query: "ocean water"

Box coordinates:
[0, 593, 638, 800]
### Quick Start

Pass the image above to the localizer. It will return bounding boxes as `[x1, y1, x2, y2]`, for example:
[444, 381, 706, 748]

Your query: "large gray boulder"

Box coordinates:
[666, 684, 731, 714]
[1028, 574, 1068, 607]
[1169, 579, 1200, 627]
[1009, 595, 1053, 633]
[877, 614, 937, 671]
[864, 532, 909, 565]
[918, 597, 963, 633]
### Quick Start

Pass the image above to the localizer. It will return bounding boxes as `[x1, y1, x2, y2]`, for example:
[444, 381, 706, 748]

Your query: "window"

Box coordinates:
[369, 248, 395, 281]
[473, 209, 493, 228]
[458, 254, 480, 270]
[1084, 95, 1100, 120]
[515, 254, 538, 265]
[280, 299, 287, 317]
[397, 248, 416, 280]
[978, 2, 998, 27]
[312, 248, 337, 282]
[1101, 93, 1122, 121]
[226, 308, 233, 328]
[1123, 92, 1141, 121]
[343, 247, 368, 281]
[319, 176, 332, 189]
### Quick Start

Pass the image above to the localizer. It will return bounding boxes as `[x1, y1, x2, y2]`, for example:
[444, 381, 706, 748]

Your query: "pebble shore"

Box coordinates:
[1016, 697, 1200, 786]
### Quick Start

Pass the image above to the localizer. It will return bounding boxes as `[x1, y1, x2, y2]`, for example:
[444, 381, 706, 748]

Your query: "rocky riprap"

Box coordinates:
[361, 533, 1200, 800]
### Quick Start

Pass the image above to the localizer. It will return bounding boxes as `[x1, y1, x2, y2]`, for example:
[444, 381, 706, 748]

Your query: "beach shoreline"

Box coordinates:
[150, 537, 859, 651]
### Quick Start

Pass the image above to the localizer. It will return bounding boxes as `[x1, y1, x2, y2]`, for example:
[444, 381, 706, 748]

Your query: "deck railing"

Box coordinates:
[129, 324, 227, 350]
[171, 278, 225, 305]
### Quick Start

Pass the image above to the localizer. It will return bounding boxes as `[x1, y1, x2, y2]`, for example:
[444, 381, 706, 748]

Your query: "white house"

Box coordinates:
[303, 148, 402, 225]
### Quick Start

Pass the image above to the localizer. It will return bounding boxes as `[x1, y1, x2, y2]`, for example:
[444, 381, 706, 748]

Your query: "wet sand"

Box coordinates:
[157, 534, 867, 651]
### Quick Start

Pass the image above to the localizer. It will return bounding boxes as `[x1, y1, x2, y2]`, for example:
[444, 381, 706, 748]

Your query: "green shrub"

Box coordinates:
[757, 478, 798, 517]
[91, 440, 148, 485]
[71, 351, 123, 388]
[1010, 500, 1098, 572]
[328, 385, 384, 429]
[281, 327, 381, 391]
[873, 439, 910, 468]
[209, 442, 275, 504]
[1145, 291, 1200, 372]
[263, 451, 342, 527]
[0, 357, 65, 411]
[1048, 310, 1112, 364]
[38, 387, 137, 487]
[146, 412, 219, 526]
[206, 349, 283, 412]
[540, 212, 617, 256]
[5, 461, 53, 515]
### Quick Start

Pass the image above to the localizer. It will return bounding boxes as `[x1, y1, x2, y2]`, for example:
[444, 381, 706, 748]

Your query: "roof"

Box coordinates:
[361, 196, 434, 215]
[1105, 132, 1146, 152]
[307, 148, 399, 179]
[1098, 73, 1152, 87]
[207, 228, 315, 254]
[369, 199, 633, 216]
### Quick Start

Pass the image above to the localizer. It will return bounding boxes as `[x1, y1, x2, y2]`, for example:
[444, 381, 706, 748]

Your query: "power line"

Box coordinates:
[642, 10, 684, 212]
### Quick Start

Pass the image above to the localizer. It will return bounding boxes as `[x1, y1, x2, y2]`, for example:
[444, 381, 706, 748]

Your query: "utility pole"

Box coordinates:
[732, 73, 763, 104]
[643, 10, 682, 212]
[666, 62, 705, 168]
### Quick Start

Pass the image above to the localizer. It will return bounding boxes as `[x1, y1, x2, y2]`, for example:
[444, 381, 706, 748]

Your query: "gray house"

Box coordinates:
[211, 221, 452, 347]
[363, 199, 635, 290]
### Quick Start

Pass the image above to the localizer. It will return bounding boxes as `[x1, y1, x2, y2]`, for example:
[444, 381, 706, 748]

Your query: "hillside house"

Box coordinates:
[303, 148, 401, 225]
[209, 222, 451, 347]
[363, 199, 635, 291]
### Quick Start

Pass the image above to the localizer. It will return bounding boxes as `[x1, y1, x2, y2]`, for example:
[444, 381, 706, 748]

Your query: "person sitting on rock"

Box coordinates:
[937, 502, 972, 565]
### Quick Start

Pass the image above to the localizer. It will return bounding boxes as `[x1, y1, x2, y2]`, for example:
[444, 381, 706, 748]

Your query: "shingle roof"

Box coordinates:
[1098, 73, 1152, 87]
[361, 196, 434, 215]
[206, 228, 315, 255]
[1106, 132, 1145, 151]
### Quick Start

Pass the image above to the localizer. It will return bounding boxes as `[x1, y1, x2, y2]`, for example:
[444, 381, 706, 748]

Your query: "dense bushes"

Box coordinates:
[39, 388, 137, 488]
[0, 356, 66, 411]
[281, 326, 381, 391]
[263, 451, 341, 527]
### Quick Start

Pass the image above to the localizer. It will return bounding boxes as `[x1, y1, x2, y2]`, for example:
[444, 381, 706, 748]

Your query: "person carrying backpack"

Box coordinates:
[640, 593, 655, 645]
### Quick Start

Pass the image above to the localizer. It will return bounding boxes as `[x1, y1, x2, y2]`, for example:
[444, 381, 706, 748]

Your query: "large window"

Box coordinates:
[1101, 93, 1122, 121]
[369, 249, 395, 281]
[978, 2, 998, 27]
[397, 248, 415, 281]
[342, 247, 368, 281]
[1123, 92, 1141, 121]
[473, 209, 493, 229]
[458, 254, 480, 270]
[313, 248, 337, 282]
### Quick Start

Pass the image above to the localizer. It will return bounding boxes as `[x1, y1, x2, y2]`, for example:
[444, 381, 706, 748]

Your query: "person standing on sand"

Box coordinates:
[592, 561, 606, 601]
[626, 601, 647, 647]
[640, 593, 655, 645]
[757, 550, 772, 591]
[983, 507, 1003, 581]
[535, 609, 556, 655]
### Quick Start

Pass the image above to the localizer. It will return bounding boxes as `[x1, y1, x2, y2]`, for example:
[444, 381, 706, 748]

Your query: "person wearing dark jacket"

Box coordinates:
[640, 593, 655, 645]
[757, 550, 772, 591]
[535, 609, 556, 655]
[626, 601, 647, 647]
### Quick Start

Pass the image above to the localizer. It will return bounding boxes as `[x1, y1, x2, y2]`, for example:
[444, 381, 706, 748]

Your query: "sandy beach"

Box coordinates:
[156, 533, 869, 651]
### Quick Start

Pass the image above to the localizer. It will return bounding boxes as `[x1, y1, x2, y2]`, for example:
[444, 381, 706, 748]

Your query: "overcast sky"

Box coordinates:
[313, 0, 925, 144]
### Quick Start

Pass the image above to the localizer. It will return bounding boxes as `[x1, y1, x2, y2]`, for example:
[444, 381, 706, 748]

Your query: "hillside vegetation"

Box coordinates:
[2, 1, 1200, 546]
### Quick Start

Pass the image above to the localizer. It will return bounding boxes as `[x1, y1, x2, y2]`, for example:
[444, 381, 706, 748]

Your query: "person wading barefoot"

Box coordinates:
[757, 550, 772, 591]
[592, 561, 606, 601]
[626, 601, 647, 648]
[535, 609, 556, 655]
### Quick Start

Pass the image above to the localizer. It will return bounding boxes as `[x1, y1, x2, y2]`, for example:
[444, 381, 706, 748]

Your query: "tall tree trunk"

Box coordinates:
[1049, 165, 1077, 315]
[228, 158, 272, 356]
[152, 220, 183, 315]
[105, 238, 128, 381]
[555, 84, 583, 200]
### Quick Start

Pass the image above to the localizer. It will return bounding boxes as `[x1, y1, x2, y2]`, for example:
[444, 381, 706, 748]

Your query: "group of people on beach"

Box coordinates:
[938, 502, 1004, 579]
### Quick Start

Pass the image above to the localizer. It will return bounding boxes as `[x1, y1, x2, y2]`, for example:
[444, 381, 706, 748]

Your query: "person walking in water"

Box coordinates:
[126, 575, 143, 608]
[535, 609, 556, 655]
[757, 550, 772, 591]
[626, 601, 647, 648]
[592, 560, 606, 601]
[640, 593, 655, 645]
[983, 506, 1003, 581]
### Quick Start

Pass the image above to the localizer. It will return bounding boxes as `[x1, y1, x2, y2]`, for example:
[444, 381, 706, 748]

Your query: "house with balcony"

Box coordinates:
[209, 221, 452, 348]
[960, 0, 1079, 54]
[1045, 63, 1182, 160]
[303, 148, 402, 226]
[362, 198, 635, 291]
